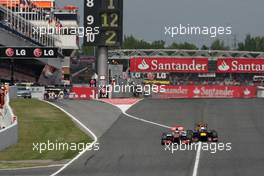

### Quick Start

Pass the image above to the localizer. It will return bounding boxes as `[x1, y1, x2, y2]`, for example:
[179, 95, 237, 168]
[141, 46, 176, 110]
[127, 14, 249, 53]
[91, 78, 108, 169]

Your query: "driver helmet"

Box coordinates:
[200, 127, 206, 131]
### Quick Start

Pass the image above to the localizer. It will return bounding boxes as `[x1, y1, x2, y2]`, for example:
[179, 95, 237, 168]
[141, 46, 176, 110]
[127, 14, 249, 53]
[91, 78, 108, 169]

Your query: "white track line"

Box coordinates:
[46, 99, 201, 176]
[0, 164, 64, 171]
[43, 101, 98, 176]
[122, 99, 170, 129]
[192, 142, 202, 176]
[101, 99, 171, 129]
[104, 99, 201, 176]
[123, 111, 171, 129]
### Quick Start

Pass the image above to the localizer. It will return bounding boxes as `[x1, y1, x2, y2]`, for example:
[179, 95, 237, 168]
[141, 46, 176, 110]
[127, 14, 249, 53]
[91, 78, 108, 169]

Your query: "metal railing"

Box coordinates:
[0, 4, 59, 47]
[108, 49, 264, 60]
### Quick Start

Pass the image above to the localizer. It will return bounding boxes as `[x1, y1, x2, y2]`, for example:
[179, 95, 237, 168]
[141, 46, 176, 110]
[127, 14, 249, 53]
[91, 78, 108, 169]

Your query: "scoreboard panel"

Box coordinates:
[84, 0, 123, 47]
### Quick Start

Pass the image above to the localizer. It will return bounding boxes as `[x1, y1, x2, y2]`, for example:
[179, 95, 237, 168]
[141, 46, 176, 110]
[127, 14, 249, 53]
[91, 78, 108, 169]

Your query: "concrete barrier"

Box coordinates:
[0, 122, 18, 151]
[0, 91, 18, 151]
[29, 86, 45, 100]
[8, 86, 17, 99]
[257, 86, 264, 98]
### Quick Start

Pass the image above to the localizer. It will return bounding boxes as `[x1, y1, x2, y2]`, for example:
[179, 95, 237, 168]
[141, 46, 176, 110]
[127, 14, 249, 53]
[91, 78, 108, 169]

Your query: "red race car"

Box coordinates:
[161, 132, 174, 145]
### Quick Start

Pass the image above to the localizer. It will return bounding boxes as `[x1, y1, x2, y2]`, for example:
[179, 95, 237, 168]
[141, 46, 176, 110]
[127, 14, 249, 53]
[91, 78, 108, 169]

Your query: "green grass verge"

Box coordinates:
[0, 99, 92, 161]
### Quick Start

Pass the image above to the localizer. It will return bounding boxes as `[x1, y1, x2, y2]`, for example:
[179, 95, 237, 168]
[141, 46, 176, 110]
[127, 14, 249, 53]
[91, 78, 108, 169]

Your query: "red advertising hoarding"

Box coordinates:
[70, 86, 97, 99]
[217, 58, 264, 73]
[155, 85, 256, 99]
[130, 57, 209, 73]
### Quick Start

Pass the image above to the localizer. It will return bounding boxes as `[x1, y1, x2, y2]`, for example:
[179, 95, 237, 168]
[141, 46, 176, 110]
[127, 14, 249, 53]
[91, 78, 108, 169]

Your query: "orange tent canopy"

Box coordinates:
[64, 5, 78, 10]
[0, 0, 54, 8]
[0, 0, 20, 7]
[32, 1, 54, 8]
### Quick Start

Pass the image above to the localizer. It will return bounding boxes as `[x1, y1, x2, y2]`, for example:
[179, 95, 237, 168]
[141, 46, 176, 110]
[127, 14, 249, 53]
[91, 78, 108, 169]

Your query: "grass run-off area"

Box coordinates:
[0, 99, 92, 165]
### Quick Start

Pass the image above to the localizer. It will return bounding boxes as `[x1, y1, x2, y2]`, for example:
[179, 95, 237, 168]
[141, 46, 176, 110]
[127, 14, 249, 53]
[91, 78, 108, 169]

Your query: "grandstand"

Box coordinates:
[0, 0, 79, 85]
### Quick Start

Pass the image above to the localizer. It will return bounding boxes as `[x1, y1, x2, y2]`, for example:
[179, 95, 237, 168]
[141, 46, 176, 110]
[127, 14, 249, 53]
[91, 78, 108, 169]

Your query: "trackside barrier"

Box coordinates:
[30, 86, 45, 100]
[153, 85, 257, 99]
[0, 92, 18, 151]
[257, 87, 264, 98]
[69, 86, 97, 100]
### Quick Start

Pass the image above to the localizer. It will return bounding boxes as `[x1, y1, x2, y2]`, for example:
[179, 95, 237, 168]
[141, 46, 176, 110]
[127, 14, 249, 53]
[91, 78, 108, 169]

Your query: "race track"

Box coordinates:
[1, 98, 263, 176]
[56, 98, 264, 176]
[0, 100, 121, 176]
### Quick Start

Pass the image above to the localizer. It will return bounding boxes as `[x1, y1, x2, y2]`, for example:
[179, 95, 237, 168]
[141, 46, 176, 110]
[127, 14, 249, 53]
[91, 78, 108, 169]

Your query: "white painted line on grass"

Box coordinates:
[192, 142, 202, 176]
[42, 101, 98, 176]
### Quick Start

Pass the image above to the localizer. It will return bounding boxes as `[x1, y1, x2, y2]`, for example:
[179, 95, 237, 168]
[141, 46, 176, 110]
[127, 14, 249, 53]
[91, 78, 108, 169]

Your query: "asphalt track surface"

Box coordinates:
[53, 100, 122, 138]
[57, 98, 264, 176]
[2, 98, 264, 176]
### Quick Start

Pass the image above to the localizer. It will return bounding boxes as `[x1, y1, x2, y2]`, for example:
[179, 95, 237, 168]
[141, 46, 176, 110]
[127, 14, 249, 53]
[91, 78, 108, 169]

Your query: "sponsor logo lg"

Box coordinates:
[5, 48, 14, 57]
[147, 73, 155, 80]
[33, 48, 43, 57]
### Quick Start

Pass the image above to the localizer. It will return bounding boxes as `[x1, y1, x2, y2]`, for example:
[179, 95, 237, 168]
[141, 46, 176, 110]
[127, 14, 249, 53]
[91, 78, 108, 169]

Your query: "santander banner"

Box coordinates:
[130, 57, 209, 73]
[217, 58, 264, 73]
[155, 85, 256, 98]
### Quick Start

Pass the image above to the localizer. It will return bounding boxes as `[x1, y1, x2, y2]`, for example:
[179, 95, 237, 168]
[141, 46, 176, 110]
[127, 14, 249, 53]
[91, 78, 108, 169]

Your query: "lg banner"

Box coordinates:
[0, 47, 58, 58]
[217, 58, 264, 73]
[155, 85, 256, 98]
[130, 57, 209, 73]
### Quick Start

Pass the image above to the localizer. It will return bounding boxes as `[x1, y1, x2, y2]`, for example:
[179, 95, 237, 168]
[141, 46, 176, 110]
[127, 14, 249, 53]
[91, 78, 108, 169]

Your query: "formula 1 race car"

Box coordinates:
[161, 125, 192, 145]
[170, 125, 185, 144]
[190, 122, 218, 142]
[161, 131, 191, 145]
[161, 123, 218, 145]
[161, 132, 174, 145]
[170, 125, 185, 132]
[179, 131, 192, 144]
[194, 122, 208, 131]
